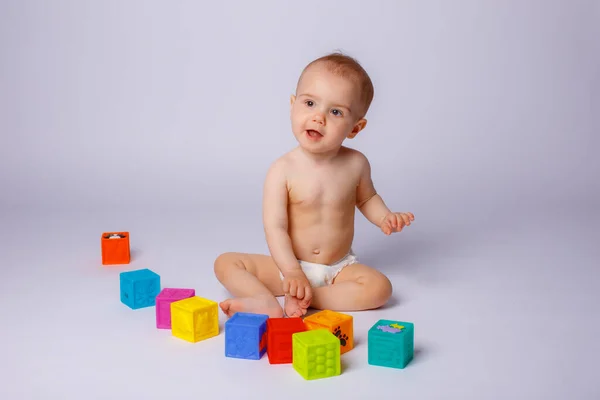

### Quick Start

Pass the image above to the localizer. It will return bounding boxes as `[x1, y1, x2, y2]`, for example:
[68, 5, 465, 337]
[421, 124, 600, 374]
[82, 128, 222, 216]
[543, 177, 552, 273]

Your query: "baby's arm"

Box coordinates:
[355, 154, 414, 234]
[355, 155, 392, 225]
[263, 159, 312, 301]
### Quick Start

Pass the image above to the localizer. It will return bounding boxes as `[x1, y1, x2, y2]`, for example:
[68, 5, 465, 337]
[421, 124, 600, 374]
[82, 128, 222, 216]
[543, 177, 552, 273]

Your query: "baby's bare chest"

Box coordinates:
[288, 173, 358, 206]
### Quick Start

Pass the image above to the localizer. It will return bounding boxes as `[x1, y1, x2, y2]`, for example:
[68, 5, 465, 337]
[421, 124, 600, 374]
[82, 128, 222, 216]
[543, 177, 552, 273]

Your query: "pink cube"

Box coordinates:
[155, 288, 195, 329]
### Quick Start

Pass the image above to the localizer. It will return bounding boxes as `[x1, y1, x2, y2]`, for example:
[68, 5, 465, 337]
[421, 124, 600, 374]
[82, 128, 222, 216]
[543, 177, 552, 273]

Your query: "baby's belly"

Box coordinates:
[288, 206, 355, 265]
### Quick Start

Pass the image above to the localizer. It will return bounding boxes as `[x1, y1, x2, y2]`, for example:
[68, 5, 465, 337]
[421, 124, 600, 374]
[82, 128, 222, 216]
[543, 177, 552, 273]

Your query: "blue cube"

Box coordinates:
[225, 312, 269, 360]
[368, 319, 414, 369]
[120, 268, 161, 309]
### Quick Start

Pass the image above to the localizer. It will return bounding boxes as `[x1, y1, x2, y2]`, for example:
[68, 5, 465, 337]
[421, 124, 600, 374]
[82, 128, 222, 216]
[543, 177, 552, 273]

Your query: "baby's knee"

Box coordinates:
[365, 272, 393, 307]
[213, 252, 237, 279]
[376, 275, 393, 305]
[213, 252, 249, 279]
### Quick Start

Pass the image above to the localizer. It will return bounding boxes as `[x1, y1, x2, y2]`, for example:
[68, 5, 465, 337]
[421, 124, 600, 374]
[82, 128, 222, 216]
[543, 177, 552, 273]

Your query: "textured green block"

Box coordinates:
[292, 329, 341, 380]
[368, 319, 414, 369]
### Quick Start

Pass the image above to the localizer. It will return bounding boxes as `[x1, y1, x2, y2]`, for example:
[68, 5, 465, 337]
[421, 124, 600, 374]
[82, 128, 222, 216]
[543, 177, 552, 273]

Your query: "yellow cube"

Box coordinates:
[293, 329, 340, 380]
[170, 296, 219, 343]
[303, 310, 353, 354]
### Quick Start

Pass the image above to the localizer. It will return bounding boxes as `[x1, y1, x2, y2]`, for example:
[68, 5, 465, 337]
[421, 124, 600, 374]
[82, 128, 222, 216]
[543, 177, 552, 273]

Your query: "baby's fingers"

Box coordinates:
[296, 285, 305, 300]
[401, 213, 412, 226]
[299, 297, 311, 309]
[381, 220, 391, 235]
[304, 285, 313, 302]
[289, 281, 298, 297]
[395, 214, 407, 229]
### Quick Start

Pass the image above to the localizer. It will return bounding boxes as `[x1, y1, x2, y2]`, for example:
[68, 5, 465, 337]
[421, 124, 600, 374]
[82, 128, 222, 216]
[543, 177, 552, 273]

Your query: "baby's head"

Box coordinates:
[290, 52, 374, 153]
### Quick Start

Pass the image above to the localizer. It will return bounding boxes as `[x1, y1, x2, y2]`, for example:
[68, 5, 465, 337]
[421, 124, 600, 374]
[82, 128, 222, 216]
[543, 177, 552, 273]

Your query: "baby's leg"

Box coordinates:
[310, 263, 393, 311]
[213, 252, 285, 318]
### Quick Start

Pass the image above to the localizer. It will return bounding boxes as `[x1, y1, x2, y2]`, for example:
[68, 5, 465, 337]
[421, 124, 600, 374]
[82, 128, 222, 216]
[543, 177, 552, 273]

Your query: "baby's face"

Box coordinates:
[290, 64, 366, 155]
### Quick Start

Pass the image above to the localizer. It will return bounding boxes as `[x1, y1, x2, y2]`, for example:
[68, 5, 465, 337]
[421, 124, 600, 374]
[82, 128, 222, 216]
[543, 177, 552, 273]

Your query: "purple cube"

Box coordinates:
[155, 288, 195, 329]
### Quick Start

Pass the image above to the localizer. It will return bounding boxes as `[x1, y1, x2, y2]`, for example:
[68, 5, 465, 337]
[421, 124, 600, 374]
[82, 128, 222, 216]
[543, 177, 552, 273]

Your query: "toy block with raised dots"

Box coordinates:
[225, 312, 269, 360]
[292, 329, 340, 380]
[302, 310, 353, 354]
[171, 296, 218, 343]
[155, 288, 195, 329]
[101, 232, 130, 265]
[368, 319, 414, 369]
[119, 268, 160, 309]
[266, 317, 307, 364]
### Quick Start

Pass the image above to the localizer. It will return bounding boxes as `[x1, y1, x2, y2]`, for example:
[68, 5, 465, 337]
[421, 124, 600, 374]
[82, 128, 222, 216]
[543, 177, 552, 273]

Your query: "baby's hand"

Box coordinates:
[380, 212, 415, 235]
[282, 270, 312, 303]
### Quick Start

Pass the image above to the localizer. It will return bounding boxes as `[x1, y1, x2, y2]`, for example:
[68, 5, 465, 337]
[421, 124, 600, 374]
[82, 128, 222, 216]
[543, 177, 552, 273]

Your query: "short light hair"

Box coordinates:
[297, 52, 375, 117]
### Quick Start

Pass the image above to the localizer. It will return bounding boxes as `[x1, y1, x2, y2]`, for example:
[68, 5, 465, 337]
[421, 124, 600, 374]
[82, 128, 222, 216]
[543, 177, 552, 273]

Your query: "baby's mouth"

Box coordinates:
[306, 129, 323, 138]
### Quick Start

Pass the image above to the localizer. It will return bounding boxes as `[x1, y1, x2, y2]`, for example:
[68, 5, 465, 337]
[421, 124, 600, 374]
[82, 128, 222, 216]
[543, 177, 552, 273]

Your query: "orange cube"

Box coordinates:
[303, 310, 353, 354]
[101, 232, 130, 265]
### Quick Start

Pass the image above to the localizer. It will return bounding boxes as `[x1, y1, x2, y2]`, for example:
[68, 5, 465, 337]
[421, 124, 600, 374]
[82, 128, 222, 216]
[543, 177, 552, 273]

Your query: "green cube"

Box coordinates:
[368, 319, 414, 369]
[292, 329, 341, 380]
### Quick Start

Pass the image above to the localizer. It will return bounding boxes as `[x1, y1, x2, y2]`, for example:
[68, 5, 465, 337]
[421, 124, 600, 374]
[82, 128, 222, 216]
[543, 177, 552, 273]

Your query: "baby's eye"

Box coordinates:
[331, 109, 343, 117]
[305, 100, 314, 107]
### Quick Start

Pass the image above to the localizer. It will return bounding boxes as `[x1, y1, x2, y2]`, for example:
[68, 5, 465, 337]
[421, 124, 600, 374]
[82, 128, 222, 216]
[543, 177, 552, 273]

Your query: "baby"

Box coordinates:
[214, 52, 414, 318]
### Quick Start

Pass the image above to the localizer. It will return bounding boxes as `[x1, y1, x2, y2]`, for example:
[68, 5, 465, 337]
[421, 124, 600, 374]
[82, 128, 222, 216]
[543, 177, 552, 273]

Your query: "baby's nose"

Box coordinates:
[312, 112, 325, 124]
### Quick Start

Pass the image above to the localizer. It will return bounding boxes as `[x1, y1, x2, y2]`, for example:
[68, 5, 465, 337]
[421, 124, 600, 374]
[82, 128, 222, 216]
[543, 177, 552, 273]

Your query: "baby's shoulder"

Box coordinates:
[270, 151, 294, 169]
[340, 146, 370, 168]
[265, 151, 297, 179]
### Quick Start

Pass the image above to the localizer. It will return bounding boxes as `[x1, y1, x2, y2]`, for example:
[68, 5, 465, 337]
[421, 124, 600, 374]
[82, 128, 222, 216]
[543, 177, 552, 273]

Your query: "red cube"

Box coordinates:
[267, 317, 307, 364]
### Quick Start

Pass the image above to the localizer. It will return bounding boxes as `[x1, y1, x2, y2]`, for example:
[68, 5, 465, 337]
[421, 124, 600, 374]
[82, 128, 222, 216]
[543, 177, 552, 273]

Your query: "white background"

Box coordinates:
[1, 1, 599, 399]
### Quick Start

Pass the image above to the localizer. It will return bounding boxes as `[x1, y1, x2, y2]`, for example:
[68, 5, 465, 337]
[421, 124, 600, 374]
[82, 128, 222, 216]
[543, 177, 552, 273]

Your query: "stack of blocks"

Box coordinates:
[368, 319, 414, 369]
[107, 232, 416, 377]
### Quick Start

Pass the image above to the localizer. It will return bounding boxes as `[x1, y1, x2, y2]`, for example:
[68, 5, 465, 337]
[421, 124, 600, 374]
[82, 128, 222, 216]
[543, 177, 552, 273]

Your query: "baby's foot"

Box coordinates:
[284, 294, 309, 318]
[219, 295, 283, 318]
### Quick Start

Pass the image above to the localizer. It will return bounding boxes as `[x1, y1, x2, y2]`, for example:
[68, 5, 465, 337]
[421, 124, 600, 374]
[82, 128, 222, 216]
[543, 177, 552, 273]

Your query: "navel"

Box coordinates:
[312, 248, 320, 255]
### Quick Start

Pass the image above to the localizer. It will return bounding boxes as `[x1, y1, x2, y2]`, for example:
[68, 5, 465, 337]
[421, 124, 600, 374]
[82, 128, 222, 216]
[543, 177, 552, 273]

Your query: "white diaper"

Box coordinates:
[279, 250, 359, 288]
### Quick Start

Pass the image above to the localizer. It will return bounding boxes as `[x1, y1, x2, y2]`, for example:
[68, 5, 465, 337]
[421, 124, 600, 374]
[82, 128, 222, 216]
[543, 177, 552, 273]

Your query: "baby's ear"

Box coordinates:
[348, 118, 367, 139]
